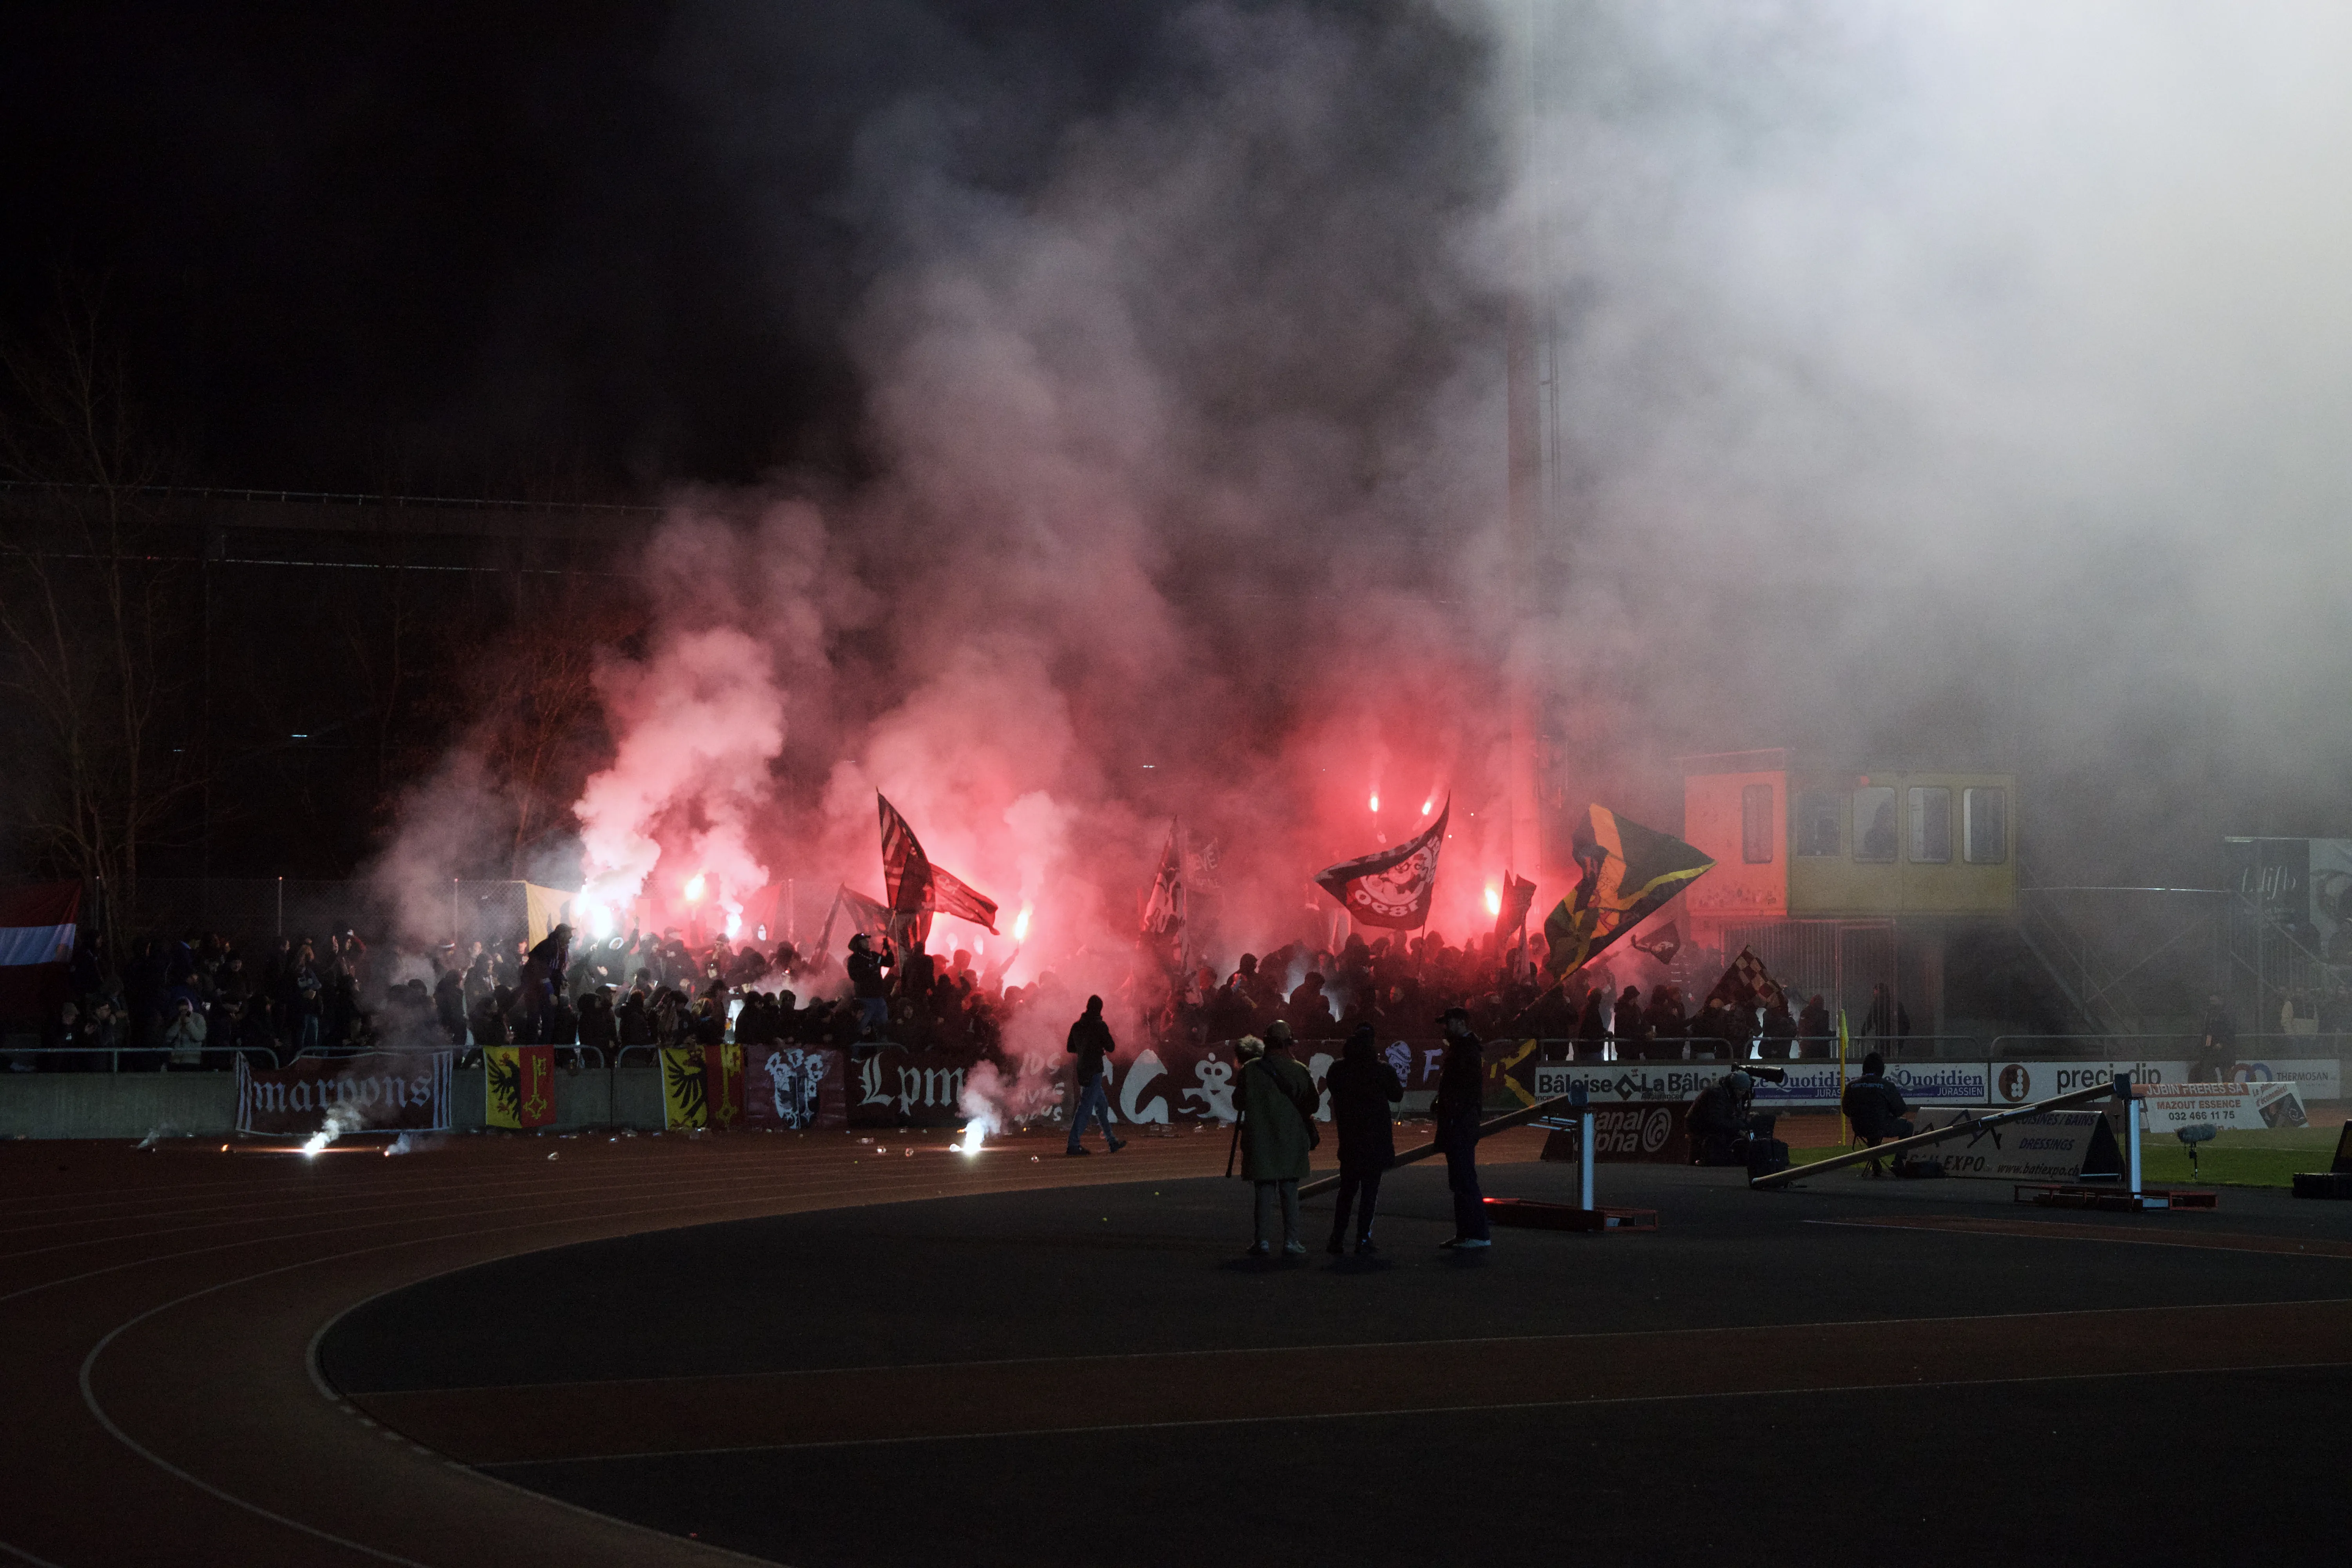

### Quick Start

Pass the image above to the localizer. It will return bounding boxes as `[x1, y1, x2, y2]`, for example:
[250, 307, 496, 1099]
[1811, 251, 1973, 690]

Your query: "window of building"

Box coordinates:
[1853, 787, 1897, 862]
[1792, 790, 1840, 856]
[1964, 786, 2007, 864]
[1740, 783, 1774, 864]
[1909, 786, 1952, 863]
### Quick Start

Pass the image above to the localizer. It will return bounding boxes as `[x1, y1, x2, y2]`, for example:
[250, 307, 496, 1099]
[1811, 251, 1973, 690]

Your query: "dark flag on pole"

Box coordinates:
[811, 884, 894, 963]
[1541, 806, 1713, 980]
[1493, 871, 1537, 947]
[877, 793, 1000, 935]
[1142, 822, 1185, 938]
[1630, 922, 1684, 965]
[1314, 801, 1449, 930]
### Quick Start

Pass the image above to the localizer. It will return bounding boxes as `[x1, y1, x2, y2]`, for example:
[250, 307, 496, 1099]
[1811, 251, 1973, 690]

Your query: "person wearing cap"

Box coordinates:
[1432, 1005, 1492, 1249]
[1840, 1052, 1914, 1176]
[1236, 1019, 1319, 1255]
[1690, 1068, 1769, 1166]
[846, 932, 891, 1037]
[1064, 995, 1126, 1156]
[1323, 1023, 1404, 1254]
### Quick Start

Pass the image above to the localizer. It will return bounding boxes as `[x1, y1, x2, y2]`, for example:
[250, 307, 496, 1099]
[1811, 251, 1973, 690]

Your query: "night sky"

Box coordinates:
[0, 2, 1183, 496]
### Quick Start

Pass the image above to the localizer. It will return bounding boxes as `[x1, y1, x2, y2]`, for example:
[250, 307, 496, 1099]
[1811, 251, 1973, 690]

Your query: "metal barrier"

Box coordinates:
[1990, 1031, 2350, 1060]
[1539, 1033, 1983, 1063]
[1751, 1075, 2127, 1191]
[2, 1044, 280, 1072]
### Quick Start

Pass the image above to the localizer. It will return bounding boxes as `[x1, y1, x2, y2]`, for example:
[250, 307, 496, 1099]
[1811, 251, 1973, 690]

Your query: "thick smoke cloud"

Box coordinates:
[1525, 3, 2352, 880]
[379, 1, 2352, 1003]
[529, 0, 1519, 1013]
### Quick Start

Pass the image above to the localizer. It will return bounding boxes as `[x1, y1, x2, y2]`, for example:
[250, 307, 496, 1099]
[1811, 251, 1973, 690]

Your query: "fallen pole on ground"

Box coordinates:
[1748, 1075, 2127, 1191]
[1299, 1085, 1588, 1200]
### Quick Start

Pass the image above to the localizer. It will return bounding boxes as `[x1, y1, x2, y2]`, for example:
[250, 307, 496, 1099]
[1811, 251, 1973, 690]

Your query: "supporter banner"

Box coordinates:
[485, 1045, 555, 1129]
[1481, 1039, 1541, 1111]
[852, 1044, 981, 1127]
[1537, 1101, 1690, 1164]
[235, 1051, 451, 1136]
[2138, 1081, 2308, 1132]
[661, 1043, 746, 1130]
[742, 1044, 848, 1131]
[1913, 1108, 2123, 1182]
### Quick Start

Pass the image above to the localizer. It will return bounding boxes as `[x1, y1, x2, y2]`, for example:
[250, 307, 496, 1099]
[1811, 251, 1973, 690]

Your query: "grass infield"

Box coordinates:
[1786, 1125, 2339, 1189]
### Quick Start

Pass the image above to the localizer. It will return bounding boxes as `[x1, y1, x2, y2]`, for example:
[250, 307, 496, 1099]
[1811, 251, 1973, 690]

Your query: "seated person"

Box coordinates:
[1689, 1069, 1776, 1167]
[1841, 1051, 1915, 1175]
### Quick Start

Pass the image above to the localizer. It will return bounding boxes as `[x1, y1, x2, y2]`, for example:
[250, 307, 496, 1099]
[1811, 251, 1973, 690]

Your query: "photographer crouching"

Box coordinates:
[1688, 1067, 1791, 1176]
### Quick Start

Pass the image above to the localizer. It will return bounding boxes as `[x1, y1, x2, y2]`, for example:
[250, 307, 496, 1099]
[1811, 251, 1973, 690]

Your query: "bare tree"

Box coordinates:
[0, 283, 198, 953]
[468, 571, 639, 876]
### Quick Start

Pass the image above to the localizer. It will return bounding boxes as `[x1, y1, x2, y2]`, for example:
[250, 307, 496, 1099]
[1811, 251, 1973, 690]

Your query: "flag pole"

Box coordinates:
[1837, 1007, 1851, 1147]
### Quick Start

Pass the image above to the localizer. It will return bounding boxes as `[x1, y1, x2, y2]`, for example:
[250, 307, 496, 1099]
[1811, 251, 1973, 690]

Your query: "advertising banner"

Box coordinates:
[742, 1044, 848, 1131]
[1912, 1108, 2123, 1182]
[2138, 1081, 2308, 1132]
[1989, 1059, 2340, 1107]
[1537, 1101, 1691, 1164]
[1987, 1061, 2183, 1106]
[1530, 1060, 1991, 1109]
[235, 1050, 452, 1136]
[2229, 1058, 2342, 1101]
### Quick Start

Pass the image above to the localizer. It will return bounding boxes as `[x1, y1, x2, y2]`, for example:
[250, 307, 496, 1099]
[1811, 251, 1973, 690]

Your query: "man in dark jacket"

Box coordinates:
[1690, 1069, 1767, 1165]
[1612, 985, 1646, 1058]
[1797, 994, 1833, 1058]
[1841, 1052, 1914, 1176]
[1063, 995, 1125, 1156]
[1323, 1024, 1404, 1254]
[1432, 1006, 1491, 1248]
[2192, 995, 2235, 1083]
[846, 933, 891, 1037]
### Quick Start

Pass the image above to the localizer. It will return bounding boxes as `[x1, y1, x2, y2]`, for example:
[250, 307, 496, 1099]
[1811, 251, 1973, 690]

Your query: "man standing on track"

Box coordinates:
[1433, 1006, 1491, 1249]
[1237, 1020, 1318, 1256]
[1064, 995, 1126, 1156]
[1323, 1023, 1403, 1254]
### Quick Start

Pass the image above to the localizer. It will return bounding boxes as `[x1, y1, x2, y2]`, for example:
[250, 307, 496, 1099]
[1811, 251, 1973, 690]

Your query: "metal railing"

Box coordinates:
[2, 1044, 281, 1072]
[1989, 1031, 2349, 1060]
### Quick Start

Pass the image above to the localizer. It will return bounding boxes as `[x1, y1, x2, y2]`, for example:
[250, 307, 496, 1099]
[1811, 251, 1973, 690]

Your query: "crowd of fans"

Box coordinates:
[21, 914, 1874, 1073]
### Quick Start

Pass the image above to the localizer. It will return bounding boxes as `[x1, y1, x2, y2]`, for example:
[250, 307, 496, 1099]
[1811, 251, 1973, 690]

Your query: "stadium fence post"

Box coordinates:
[2115, 1073, 2140, 1199]
[1574, 1083, 1595, 1210]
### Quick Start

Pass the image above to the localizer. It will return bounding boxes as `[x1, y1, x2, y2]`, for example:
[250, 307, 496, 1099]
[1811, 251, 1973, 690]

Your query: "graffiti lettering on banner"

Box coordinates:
[1538, 1101, 1690, 1164]
[852, 1045, 976, 1127]
[1110, 1040, 1290, 1125]
[743, 1045, 847, 1131]
[662, 1043, 746, 1130]
[485, 1045, 555, 1129]
[236, 1051, 451, 1136]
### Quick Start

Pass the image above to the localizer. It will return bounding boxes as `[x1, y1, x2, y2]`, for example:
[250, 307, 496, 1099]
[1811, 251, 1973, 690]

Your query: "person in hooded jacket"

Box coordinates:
[1236, 1021, 1319, 1256]
[1322, 1024, 1404, 1254]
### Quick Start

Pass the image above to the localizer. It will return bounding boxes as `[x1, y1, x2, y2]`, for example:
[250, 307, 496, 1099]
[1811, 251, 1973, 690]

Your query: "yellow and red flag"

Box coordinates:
[661, 1042, 746, 1130]
[485, 1045, 555, 1129]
